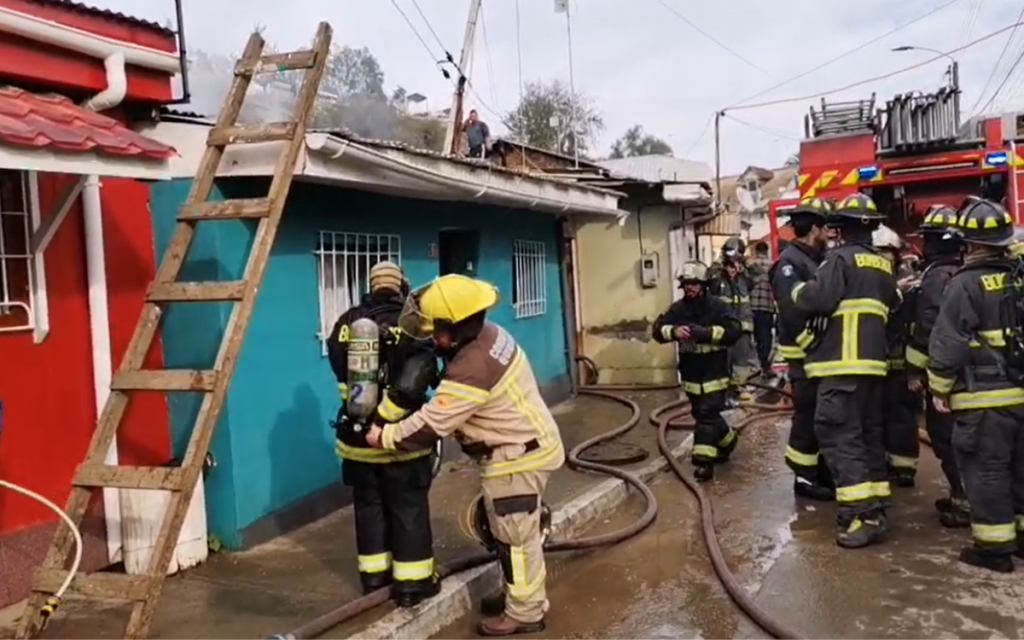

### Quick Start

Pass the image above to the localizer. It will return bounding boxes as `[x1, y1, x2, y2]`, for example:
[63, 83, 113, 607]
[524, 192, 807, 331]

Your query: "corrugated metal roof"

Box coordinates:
[696, 212, 742, 236]
[598, 155, 713, 184]
[0, 86, 176, 158]
[23, 0, 175, 35]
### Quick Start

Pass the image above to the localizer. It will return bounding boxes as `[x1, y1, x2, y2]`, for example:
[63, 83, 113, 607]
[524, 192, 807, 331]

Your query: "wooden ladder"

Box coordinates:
[15, 22, 332, 640]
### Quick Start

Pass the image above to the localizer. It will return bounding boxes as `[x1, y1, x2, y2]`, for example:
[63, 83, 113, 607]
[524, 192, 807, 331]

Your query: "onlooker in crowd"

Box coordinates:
[748, 241, 776, 375]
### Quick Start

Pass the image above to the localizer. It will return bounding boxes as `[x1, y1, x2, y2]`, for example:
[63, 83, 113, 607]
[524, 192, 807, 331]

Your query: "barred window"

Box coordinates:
[315, 231, 401, 354]
[511, 239, 546, 319]
[0, 170, 40, 335]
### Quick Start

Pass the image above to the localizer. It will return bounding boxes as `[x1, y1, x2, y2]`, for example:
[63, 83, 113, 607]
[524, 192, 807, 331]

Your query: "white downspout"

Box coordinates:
[82, 53, 126, 564]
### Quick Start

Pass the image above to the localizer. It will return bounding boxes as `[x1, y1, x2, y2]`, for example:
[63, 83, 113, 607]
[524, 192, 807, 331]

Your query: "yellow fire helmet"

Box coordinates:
[1011, 226, 1024, 258]
[400, 273, 500, 339]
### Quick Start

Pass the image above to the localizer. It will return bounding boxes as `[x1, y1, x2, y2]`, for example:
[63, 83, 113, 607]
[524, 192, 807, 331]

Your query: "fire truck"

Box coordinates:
[768, 65, 1024, 253]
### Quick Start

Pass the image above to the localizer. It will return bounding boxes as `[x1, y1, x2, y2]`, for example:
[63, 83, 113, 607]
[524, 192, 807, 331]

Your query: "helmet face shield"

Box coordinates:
[398, 285, 433, 340]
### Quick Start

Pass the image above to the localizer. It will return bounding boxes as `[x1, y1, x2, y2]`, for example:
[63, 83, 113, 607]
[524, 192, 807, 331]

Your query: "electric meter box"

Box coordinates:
[640, 252, 659, 288]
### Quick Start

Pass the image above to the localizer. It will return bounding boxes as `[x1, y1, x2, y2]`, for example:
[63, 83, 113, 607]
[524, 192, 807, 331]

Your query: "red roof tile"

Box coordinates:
[0, 87, 175, 160]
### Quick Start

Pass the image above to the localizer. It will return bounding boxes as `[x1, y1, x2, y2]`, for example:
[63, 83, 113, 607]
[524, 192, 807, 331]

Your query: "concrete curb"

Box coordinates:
[348, 408, 744, 640]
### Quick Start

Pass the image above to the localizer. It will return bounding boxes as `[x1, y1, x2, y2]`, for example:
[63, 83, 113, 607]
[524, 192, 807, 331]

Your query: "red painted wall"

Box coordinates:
[0, 0, 177, 103]
[0, 173, 169, 536]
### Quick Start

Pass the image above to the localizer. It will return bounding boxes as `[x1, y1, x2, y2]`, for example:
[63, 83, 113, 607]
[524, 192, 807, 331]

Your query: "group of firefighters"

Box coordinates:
[658, 192, 1024, 571]
[318, 190, 1024, 638]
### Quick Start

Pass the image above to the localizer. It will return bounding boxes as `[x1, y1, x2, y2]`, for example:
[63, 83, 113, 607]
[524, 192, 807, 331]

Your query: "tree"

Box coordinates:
[504, 80, 604, 157]
[783, 153, 800, 168]
[609, 125, 673, 158]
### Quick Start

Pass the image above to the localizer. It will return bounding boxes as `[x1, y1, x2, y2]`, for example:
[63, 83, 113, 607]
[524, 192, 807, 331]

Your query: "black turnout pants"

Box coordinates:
[343, 455, 435, 592]
[926, 392, 963, 497]
[786, 376, 824, 480]
[690, 390, 735, 464]
[883, 370, 921, 473]
[814, 375, 888, 523]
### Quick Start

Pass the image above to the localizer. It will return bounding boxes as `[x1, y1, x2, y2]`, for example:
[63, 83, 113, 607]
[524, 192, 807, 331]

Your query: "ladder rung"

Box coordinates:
[75, 464, 184, 490]
[111, 370, 217, 392]
[178, 198, 273, 221]
[34, 569, 154, 601]
[148, 281, 246, 302]
[208, 122, 297, 146]
[236, 50, 317, 75]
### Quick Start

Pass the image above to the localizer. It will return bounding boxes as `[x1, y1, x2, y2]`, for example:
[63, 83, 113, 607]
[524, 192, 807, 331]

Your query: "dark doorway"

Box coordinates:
[438, 229, 480, 277]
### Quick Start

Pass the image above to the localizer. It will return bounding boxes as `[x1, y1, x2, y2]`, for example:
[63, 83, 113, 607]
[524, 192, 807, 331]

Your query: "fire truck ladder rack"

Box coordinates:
[876, 82, 983, 157]
[15, 22, 332, 640]
[805, 94, 876, 139]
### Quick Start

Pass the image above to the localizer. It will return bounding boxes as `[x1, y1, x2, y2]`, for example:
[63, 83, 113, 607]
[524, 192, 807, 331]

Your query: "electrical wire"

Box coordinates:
[725, 21, 1024, 113]
[724, 114, 802, 142]
[388, 0, 442, 67]
[729, 0, 965, 109]
[958, 0, 984, 49]
[479, 4, 501, 111]
[0, 480, 83, 622]
[974, 37, 1024, 115]
[682, 116, 714, 156]
[515, 0, 525, 104]
[649, 0, 770, 76]
[408, 0, 448, 54]
[971, 3, 1024, 113]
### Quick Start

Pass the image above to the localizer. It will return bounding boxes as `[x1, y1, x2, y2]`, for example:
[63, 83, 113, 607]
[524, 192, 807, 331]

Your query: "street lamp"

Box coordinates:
[892, 45, 958, 88]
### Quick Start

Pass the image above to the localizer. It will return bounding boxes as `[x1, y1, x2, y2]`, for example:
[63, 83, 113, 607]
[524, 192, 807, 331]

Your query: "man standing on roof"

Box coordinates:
[366, 274, 564, 636]
[462, 109, 491, 159]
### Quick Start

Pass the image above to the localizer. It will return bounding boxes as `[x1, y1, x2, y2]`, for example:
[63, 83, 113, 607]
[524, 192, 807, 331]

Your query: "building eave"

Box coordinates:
[0, 144, 172, 180]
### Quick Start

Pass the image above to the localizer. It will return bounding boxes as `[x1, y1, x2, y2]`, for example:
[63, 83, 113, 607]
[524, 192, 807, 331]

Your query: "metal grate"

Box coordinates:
[0, 170, 35, 332]
[315, 231, 401, 354]
[512, 239, 547, 319]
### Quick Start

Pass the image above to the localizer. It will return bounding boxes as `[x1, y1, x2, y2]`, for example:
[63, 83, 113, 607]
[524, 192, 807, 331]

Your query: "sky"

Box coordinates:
[90, 0, 1024, 175]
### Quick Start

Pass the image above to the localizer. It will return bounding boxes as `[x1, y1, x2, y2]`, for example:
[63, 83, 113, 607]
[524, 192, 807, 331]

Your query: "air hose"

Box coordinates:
[271, 382, 798, 640]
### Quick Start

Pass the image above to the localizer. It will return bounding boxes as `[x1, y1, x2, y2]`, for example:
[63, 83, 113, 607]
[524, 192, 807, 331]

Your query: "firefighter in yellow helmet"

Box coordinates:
[366, 273, 565, 636]
[790, 192, 899, 549]
[326, 261, 441, 606]
[927, 199, 1024, 573]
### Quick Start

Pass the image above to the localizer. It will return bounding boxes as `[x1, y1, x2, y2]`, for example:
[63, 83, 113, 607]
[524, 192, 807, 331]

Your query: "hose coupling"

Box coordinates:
[40, 596, 62, 620]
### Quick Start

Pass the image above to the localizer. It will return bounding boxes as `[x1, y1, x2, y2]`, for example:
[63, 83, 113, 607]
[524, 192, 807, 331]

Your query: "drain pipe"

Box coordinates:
[82, 53, 126, 564]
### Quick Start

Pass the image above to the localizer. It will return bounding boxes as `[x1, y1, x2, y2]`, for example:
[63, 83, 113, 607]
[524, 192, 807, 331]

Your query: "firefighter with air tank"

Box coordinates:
[790, 192, 898, 549]
[327, 261, 441, 607]
[771, 196, 836, 502]
[652, 261, 744, 482]
[708, 237, 757, 402]
[904, 204, 969, 528]
[927, 199, 1024, 573]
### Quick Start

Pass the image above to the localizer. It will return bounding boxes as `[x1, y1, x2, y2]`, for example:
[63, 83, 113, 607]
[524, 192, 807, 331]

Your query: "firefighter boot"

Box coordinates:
[888, 465, 916, 488]
[393, 576, 441, 608]
[360, 573, 392, 595]
[693, 462, 714, 483]
[836, 514, 884, 549]
[480, 593, 506, 616]
[476, 615, 546, 637]
[938, 497, 971, 529]
[959, 547, 1014, 573]
[717, 431, 739, 462]
[794, 476, 835, 502]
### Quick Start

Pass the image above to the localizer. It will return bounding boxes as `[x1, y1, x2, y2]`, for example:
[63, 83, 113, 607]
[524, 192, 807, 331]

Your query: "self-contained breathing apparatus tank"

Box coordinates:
[347, 317, 381, 422]
[999, 235, 1024, 387]
[466, 494, 552, 552]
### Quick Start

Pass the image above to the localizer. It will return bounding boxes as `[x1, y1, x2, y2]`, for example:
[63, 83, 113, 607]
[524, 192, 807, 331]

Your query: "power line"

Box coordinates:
[730, 0, 964, 108]
[971, 2, 1024, 114]
[515, 0, 525, 105]
[724, 114, 801, 142]
[388, 0, 442, 66]
[682, 116, 714, 156]
[726, 21, 1024, 113]
[974, 38, 1024, 115]
[649, 0, 770, 76]
[408, 0, 449, 54]
[479, 4, 501, 110]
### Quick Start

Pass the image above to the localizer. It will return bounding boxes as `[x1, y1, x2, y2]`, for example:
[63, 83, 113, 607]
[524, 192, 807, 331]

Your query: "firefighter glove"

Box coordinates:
[688, 325, 712, 341]
[335, 415, 370, 449]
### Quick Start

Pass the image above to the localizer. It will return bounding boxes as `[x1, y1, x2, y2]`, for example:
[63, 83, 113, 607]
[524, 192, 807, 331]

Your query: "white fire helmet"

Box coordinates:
[872, 224, 902, 251]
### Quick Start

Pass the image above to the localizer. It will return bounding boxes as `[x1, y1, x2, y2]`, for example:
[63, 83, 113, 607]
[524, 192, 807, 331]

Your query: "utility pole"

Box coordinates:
[714, 110, 723, 212]
[444, 0, 483, 156]
[564, 0, 579, 168]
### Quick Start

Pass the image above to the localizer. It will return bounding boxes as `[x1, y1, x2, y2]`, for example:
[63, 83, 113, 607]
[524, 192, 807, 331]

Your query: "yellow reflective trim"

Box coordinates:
[338, 382, 349, 400]
[888, 358, 906, 370]
[661, 325, 675, 341]
[969, 329, 1007, 348]
[437, 379, 489, 404]
[710, 326, 725, 343]
[1016, 514, 1024, 531]
[836, 482, 875, 503]
[888, 454, 918, 470]
[480, 444, 562, 478]
[682, 378, 731, 395]
[358, 552, 392, 574]
[927, 370, 955, 395]
[377, 395, 408, 422]
[741, 321, 754, 332]
[791, 281, 806, 304]
[950, 387, 1024, 411]
[840, 167, 860, 186]
[393, 558, 435, 581]
[506, 546, 545, 599]
[778, 344, 806, 359]
[795, 329, 815, 349]
[718, 429, 737, 448]
[833, 298, 889, 316]
[905, 345, 929, 369]
[336, 441, 432, 463]
[785, 446, 819, 467]
[693, 444, 720, 458]
[972, 522, 1016, 543]
[805, 360, 888, 378]
[872, 481, 892, 498]
[693, 344, 726, 353]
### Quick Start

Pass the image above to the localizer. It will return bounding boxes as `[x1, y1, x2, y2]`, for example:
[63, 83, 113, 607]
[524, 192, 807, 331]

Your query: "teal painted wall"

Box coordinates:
[149, 178, 567, 546]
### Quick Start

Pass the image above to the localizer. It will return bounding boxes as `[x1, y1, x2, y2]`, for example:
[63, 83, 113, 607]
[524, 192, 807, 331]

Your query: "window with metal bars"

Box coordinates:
[0, 170, 36, 332]
[315, 231, 402, 354]
[511, 239, 547, 319]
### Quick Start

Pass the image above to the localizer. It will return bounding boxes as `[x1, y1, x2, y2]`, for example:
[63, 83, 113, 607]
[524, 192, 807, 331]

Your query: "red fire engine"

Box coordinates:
[768, 65, 1024, 254]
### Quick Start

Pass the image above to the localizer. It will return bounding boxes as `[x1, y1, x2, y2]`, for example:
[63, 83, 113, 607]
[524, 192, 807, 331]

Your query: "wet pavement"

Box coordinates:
[0, 390, 680, 640]
[437, 412, 1024, 640]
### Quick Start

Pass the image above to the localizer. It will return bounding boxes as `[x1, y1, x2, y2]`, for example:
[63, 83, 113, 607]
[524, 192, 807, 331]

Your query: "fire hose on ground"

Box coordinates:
[270, 377, 802, 640]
